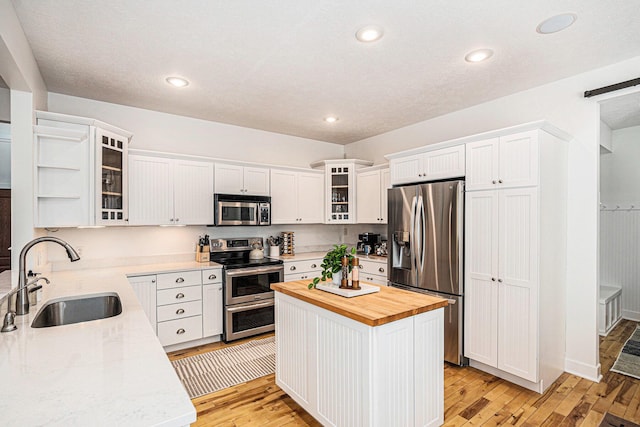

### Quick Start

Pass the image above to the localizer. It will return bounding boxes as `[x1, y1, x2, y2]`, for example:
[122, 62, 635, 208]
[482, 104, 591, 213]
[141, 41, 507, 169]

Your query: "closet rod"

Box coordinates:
[584, 77, 640, 98]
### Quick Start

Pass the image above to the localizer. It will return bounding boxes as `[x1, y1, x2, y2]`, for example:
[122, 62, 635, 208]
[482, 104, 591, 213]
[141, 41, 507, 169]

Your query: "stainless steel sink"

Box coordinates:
[31, 292, 122, 328]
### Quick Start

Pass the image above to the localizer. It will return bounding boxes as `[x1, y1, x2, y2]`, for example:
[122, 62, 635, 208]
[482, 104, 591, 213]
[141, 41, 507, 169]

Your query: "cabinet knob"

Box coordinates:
[498, 179, 503, 184]
[176, 293, 185, 299]
[176, 277, 184, 283]
[492, 180, 497, 184]
[176, 308, 185, 315]
[176, 328, 186, 335]
[151, 279, 156, 283]
[209, 274, 217, 280]
[498, 278, 503, 283]
[359, 265, 363, 269]
[290, 266, 296, 271]
[311, 264, 317, 268]
[170, 218, 174, 222]
[379, 267, 385, 273]
[175, 218, 180, 222]
[491, 277, 496, 281]
[418, 173, 423, 177]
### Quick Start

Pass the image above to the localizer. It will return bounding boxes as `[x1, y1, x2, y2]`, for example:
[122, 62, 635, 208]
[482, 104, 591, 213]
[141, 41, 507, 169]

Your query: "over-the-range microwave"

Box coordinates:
[214, 194, 271, 226]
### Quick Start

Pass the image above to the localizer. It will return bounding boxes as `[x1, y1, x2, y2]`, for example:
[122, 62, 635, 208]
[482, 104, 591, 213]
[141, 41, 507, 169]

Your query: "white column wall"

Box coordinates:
[345, 55, 640, 381]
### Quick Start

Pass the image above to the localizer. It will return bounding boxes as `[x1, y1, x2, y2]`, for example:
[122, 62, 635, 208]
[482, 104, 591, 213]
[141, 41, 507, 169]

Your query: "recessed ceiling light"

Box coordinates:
[165, 77, 189, 88]
[355, 25, 384, 43]
[464, 49, 494, 63]
[324, 116, 339, 123]
[536, 13, 577, 34]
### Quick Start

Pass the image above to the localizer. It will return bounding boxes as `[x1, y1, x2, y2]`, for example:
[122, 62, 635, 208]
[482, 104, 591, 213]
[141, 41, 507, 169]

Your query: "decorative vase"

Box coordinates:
[332, 271, 341, 286]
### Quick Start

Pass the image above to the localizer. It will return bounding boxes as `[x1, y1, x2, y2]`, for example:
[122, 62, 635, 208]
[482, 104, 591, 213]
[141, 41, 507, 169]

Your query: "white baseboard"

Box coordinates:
[564, 357, 601, 383]
[622, 311, 640, 322]
[163, 335, 221, 353]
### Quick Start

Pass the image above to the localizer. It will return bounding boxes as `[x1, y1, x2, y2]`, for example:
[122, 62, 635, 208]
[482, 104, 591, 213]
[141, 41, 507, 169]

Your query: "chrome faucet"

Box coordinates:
[15, 237, 80, 316]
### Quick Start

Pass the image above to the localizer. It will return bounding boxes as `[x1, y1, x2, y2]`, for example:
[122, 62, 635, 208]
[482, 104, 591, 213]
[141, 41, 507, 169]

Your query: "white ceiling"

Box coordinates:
[10, 0, 640, 144]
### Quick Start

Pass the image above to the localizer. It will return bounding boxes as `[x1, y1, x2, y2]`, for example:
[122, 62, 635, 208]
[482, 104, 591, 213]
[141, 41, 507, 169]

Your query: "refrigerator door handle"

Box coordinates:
[410, 195, 418, 273]
[417, 194, 426, 273]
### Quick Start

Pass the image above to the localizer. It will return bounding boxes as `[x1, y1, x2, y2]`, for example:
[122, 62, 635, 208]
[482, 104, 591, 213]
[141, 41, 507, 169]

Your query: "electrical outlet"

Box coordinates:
[343, 227, 348, 236]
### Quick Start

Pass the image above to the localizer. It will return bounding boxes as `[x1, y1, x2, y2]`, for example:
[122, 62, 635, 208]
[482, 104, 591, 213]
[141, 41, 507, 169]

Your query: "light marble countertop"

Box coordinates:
[269, 251, 388, 263]
[0, 260, 223, 426]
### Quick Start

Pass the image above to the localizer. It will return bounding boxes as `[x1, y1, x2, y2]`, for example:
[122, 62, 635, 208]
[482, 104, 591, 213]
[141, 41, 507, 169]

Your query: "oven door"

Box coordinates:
[224, 265, 284, 305]
[216, 201, 259, 225]
[224, 299, 275, 341]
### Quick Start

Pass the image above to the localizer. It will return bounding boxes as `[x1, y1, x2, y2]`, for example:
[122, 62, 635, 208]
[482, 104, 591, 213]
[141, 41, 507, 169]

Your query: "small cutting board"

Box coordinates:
[316, 282, 380, 298]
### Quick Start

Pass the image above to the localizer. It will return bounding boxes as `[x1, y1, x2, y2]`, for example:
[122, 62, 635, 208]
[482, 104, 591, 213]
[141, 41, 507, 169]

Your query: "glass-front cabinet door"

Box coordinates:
[96, 128, 128, 225]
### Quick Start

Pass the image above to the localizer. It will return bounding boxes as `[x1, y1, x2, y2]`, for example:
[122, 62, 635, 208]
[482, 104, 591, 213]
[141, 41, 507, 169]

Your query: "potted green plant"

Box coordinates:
[308, 244, 357, 289]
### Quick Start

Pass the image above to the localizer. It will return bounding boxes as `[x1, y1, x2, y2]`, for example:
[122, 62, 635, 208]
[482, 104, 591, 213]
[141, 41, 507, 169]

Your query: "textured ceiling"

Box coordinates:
[10, 0, 640, 144]
[601, 91, 640, 131]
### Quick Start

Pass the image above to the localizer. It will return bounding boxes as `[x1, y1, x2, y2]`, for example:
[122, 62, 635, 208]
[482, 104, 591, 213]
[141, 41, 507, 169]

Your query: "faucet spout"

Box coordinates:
[16, 237, 80, 316]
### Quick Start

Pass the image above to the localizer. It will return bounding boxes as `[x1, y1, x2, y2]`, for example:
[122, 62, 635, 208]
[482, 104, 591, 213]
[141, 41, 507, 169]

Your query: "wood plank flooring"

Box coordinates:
[167, 320, 639, 426]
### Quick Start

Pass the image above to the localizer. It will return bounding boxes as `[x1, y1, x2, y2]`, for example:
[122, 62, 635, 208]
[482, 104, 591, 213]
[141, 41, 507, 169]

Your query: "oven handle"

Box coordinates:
[226, 301, 274, 312]
[225, 265, 284, 277]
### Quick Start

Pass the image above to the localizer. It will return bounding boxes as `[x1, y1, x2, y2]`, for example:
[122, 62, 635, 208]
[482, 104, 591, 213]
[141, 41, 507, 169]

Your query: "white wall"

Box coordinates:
[0, 87, 9, 122]
[48, 93, 343, 168]
[600, 126, 640, 204]
[600, 120, 613, 153]
[0, 122, 9, 188]
[345, 55, 640, 381]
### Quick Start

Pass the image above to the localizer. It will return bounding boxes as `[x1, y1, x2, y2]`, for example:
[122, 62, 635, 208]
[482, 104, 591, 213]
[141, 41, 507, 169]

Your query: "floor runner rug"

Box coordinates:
[171, 336, 275, 399]
[599, 412, 640, 427]
[611, 326, 640, 380]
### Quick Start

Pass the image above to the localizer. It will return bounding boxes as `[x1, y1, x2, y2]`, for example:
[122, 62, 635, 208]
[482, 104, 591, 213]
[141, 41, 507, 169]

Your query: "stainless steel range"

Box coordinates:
[210, 237, 284, 342]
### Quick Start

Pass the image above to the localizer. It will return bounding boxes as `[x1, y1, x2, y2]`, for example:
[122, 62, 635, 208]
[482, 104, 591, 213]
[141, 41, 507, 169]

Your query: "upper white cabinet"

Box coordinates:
[466, 131, 539, 191]
[129, 154, 213, 226]
[389, 145, 465, 186]
[311, 159, 373, 224]
[464, 127, 569, 393]
[270, 168, 324, 224]
[214, 163, 270, 196]
[356, 166, 390, 224]
[34, 111, 132, 227]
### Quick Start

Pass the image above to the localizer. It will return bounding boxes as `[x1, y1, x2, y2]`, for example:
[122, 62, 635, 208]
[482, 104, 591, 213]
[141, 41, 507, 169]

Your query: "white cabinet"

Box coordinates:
[128, 275, 157, 332]
[311, 159, 373, 224]
[465, 130, 539, 191]
[202, 268, 223, 337]
[464, 128, 567, 393]
[129, 155, 214, 225]
[214, 163, 270, 195]
[358, 258, 388, 286]
[283, 258, 323, 282]
[34, 111, 132, 227]
[356, 166, 390, 224]
[389, 145, 465, 186]
[270, 169, 324, 224]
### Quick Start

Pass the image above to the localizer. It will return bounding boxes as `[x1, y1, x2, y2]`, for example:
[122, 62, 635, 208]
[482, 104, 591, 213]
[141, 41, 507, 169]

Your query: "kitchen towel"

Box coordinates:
[171, 336, 275, 399]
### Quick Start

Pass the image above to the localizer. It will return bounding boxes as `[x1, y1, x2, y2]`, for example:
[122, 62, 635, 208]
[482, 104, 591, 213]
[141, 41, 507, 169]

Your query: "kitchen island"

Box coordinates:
[271, 280, 448, 427]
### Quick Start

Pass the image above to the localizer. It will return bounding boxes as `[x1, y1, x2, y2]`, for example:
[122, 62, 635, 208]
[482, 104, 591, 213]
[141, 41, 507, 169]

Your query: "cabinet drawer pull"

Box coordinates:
[310, 264, 317, 268]
[378, 267, 385, 273]
[176, 309, 185, 315]
[175, 277, 185, 283]
[209, 274, 217, 280]
[176, 328, 186, 335]
[176, 293, 185, 299]
[290, 266, 296, 271]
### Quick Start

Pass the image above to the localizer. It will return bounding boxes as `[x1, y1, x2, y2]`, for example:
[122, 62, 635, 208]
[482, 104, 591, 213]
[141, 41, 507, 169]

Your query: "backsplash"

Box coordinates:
[45, 223, 386, 271]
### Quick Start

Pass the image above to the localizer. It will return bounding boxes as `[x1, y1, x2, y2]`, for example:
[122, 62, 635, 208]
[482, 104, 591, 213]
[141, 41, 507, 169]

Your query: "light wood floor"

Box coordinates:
[168, 320, 639, 426]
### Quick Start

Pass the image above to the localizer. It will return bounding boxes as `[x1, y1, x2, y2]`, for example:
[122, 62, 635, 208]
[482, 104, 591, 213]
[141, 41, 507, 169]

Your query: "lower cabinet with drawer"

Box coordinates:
[358, 259, 389, 286]
[129, 267, 223, 349]
[284, 258, 323, 282]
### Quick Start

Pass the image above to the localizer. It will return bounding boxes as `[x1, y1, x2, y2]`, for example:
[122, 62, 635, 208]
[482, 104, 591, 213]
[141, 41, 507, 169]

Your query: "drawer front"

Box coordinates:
[157, 270, 202, 289]
[284, 273, 316, 282]
[360, 275, 388, 286]
[285, 259, 323, 274]
[157, 315, 203, 346]
[202, 268, 222, 284]
[157, 285, 202, 306]
[157, 300, 203, 322]
[359, 260, 387, 277]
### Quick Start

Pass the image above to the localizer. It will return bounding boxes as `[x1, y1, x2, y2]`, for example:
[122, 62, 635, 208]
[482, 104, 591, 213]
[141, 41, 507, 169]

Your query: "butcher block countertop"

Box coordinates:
[271, 280, 448, 327]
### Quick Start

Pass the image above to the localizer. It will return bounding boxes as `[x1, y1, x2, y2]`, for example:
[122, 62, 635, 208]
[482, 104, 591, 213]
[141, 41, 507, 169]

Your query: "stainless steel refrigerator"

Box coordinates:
[388, 179, 466, 365]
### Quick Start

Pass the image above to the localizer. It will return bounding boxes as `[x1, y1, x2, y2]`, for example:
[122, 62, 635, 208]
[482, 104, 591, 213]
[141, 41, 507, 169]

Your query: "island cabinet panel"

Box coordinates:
[275, 292, 444, 427]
